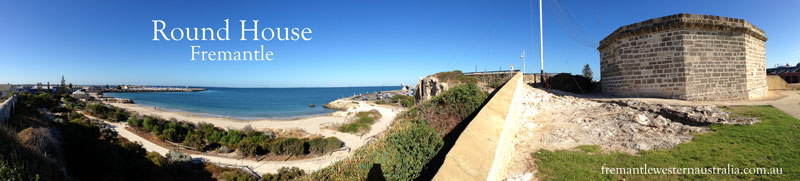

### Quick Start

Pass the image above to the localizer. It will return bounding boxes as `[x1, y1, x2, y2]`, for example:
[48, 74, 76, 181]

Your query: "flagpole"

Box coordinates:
[539, 0, 545, 83]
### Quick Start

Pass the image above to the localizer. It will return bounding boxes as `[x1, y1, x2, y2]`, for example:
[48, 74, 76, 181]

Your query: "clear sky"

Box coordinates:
[2, 0, 799, 87]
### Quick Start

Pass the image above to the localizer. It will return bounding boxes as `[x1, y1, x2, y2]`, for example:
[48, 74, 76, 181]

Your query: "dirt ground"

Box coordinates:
[505, 87, 799, 180]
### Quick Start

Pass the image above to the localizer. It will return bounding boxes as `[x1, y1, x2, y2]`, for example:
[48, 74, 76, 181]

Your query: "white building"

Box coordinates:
[71, 90, 89, 100]
[0, 84, 11, 98]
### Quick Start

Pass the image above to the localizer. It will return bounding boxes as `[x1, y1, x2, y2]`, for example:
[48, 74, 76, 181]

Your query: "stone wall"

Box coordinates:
[414, 76, 449, 103]
[433, 72, 523, 180]
[599, 13, 767, 101]
[0, 95, 16, 125]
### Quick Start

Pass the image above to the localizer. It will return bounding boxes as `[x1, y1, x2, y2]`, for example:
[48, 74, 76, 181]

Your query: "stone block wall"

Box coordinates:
[598, 14, 767, 101]
[0, 95, 16, 125]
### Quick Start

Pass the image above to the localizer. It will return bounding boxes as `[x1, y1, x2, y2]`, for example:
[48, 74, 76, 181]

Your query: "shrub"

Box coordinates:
[237, 137, 260, 156]
[142, 116, 155, 131]
[271, 138, 304, 156]
[127, 117, 141, 128]
[375, 122, 443, 180]
[405, 83, 488, 136]
[323, 137, 343, 153]
[166, 150, 191, 163]
[488, 78, 505, 89]
[433, 70, 477, 84]
[146, 151, 166, 167]
[307, 137, 326, 154]
[182, 132, 205, 149]
[546, 73, 595, 94]
[339, 110, 382, 134]
[391, 95, 415, 107]
[308, 137, 343, 154]
[159, 128, 178, 142]
[220, 170, 257, 181]
[16, 127, 61, 162]
[262, 167, 305, 181]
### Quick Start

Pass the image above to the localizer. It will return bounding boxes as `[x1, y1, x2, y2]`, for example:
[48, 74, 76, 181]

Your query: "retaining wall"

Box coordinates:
[0, 95, 16, 125]
[433, 72, 523, 180]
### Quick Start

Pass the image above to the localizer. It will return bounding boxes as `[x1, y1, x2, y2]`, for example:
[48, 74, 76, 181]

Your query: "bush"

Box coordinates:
[237, 137, 260, 156]
[308, 137, 343, 154]
[166, 150, 191, 163]
[220, 170, 257, 181]
[142, 116, 155, 131]
[375, 123, 443, 180]
[271, 138, 305, 156]
[146, 151, 166, 167]
[262, 167, 305, 181]
[182, 132, 205, 149]
[433, 70, 477, 84]
[488, 78, 505, 89]
[160, 128, 178, 142]
[405, 83, 489, 136]
[546, 73, 595, 94]
[127, 116, 141, 127]
[339, 110, 382, 134]
[391, 95, 415, 107]
[221, 130, 243, 146]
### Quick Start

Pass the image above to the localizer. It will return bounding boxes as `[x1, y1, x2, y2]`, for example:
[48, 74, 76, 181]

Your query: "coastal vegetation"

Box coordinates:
[547, 73, 595, 94]
[261, 167, 306, 180]
[434, 70, 478, 84]
[118, 109, 345, 158]
[2, 92, 243, 180]
[338, 110, 382, 134]
[533, 105, 799, 180]
[390, 95, 415, 107]
[306, 82, 489, 180]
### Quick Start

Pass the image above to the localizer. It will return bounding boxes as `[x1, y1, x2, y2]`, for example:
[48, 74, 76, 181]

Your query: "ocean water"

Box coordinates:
[106, 86, 402, 119]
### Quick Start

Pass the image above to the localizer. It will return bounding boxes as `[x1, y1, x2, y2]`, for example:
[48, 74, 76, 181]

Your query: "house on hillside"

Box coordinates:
[0, 84, 11, 98]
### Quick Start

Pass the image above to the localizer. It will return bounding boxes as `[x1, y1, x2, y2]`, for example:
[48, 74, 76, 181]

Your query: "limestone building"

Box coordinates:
[598, 13, 767, 101]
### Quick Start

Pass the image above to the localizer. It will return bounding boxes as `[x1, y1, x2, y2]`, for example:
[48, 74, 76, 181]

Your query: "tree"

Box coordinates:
[582, 64, 593, 81]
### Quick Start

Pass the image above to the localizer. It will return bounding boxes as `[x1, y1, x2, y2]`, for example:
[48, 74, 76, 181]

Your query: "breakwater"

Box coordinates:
[103, 87, 207, 93]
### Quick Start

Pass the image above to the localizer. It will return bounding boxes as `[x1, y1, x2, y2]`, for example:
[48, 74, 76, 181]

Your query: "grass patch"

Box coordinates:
[533, 105, 799, 180]
[338, 110, 382, 134]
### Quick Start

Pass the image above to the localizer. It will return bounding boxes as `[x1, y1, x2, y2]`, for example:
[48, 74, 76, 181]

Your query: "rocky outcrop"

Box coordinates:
[414, 76, 449, 103]
[323, 99, 359, 110]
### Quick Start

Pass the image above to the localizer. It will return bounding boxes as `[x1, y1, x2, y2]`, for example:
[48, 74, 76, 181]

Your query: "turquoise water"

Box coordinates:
[106, 86, 401, 119]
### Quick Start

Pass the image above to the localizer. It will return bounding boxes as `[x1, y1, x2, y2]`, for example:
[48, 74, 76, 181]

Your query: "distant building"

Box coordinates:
[0, 84, 11, 98]
[767, 63, 800, 83]
[71, 90, 89, 100]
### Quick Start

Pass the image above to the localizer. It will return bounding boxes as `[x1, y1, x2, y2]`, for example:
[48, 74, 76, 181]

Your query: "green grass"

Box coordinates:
[338, 110, 381, 134]
[533, 105, 800, 180]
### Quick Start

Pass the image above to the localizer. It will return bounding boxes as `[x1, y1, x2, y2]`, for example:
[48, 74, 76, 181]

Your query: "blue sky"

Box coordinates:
[1, 0, 799, 87]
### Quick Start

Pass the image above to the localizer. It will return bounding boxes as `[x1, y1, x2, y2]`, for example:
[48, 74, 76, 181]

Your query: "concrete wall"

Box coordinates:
[599, 13, 767, 101]
[0, 95, 16, 125]
[433, 72, 523, 181]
